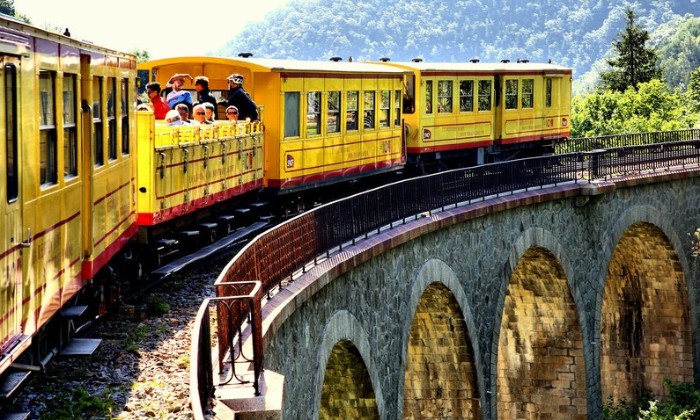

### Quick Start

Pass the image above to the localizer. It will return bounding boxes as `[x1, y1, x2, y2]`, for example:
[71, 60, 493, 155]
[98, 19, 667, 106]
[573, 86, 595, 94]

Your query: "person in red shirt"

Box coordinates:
[146, 82, 170, 119]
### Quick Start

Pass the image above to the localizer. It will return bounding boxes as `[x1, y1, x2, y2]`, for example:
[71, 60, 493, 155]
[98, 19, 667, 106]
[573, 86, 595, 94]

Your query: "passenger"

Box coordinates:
[225, 105, 239, 123]
[175, 103, 192, 124]
[226, 73, 258, 121]
[136, 103, 153, 112]
[165, 109, 184, 126]
[192, 104, 212, 125]
[194, 76, 218, 111]
[203, 102, 216, 122]
[165, 73, 194, 109]
[146, 82, 170, 119]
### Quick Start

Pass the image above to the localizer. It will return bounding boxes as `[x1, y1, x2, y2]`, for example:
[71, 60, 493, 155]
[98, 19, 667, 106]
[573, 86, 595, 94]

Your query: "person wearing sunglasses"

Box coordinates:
[226, 73, 258, 122]
[192, 104, 212, 125]
[225, 105, 239, 123]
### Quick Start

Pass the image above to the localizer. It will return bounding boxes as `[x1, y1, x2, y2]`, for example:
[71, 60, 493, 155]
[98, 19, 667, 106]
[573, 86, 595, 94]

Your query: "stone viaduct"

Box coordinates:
[231, 169, 700, 419]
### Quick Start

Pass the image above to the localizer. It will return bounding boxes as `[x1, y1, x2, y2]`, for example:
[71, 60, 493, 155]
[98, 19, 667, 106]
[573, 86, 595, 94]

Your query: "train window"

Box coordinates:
[394, 90, 401, 127]
[363, 91, 375, 129]
[63, 74, 78, 178]
[379, 90, 390, 128]
[346, 91, 358, 131]
[459, 80, 474, 112]
[545, 78, 553, 108]
[306, 91, 321, 136]
[425, 80, 433, 114]
[522, 79, 534, 109]
[284, 92, 300, 138]
[107, 78, 117, 160]
[93, 77, 104, 166]
[5, 63, 18, 202]
[505, 79, 518, 110]
[478, 80, 492, 111]
[437, 81, 452, 113]
[121, 78, 130, 155]
[39, 71, 58, 186]
[327, 91, 341, 133]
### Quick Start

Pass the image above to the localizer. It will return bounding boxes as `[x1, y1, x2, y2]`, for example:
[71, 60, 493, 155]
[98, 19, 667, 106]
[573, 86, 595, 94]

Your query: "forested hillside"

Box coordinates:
[218, 0, 697, 82]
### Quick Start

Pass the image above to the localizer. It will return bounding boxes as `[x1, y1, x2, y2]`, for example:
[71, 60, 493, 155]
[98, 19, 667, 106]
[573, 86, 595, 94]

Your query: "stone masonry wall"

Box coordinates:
[261, 175, 700, 419]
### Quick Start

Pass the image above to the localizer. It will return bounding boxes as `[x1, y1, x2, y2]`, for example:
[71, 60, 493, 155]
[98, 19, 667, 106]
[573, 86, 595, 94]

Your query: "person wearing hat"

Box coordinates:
[226, 73, 258, 121]
[166, 73, 194, 109]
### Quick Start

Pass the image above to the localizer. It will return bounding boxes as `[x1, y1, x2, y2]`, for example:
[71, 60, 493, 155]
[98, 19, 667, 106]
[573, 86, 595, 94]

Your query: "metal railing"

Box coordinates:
[190, 132, 700, 417]
[556, 129, 700, 154]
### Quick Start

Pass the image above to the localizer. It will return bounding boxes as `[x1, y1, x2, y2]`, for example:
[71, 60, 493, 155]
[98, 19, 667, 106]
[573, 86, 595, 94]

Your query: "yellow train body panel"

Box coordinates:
[379, 61, 572, 162]
[0, 16, 137, 375]
[135, 110, 264, 228]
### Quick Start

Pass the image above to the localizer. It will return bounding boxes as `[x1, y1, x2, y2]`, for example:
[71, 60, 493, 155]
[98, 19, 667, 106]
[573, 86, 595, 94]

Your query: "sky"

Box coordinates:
[15, 0, 291, 58]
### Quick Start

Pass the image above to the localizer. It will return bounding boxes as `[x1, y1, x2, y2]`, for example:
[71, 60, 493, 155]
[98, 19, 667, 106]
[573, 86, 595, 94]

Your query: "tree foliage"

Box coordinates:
[655, 15, 700, 91]
[571, 79, 699, 137]
[600, 9, 662, 92]
[0, 0, 14, 15]
[219, 0, 695, 81]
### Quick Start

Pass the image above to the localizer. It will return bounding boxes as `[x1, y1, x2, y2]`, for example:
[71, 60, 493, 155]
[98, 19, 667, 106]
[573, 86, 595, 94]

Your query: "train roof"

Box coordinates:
[0, 14, 134, 59]
[377, 60, 572, 74]
[139, 56, 409, 75]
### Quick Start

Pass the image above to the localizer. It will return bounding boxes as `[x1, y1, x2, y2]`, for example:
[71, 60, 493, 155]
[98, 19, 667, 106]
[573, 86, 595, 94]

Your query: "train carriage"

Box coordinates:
[137, 56, 408, 194]
[380, 59, 572, 169]
[0, 15, 137, 392]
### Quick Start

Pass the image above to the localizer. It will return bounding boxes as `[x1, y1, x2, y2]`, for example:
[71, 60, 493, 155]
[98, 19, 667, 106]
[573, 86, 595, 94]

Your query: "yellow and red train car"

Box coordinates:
[381, 58, 572, 169]
[137, 57, 408, 194]
[0, 15, 137, 388]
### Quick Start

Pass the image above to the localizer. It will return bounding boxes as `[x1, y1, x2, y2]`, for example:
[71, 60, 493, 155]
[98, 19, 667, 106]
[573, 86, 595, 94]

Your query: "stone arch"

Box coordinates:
[400, 258, 483, 419]
[495, 228, 587, 419]
[599, 221, 693, 403]
[314, 310, 385, 419]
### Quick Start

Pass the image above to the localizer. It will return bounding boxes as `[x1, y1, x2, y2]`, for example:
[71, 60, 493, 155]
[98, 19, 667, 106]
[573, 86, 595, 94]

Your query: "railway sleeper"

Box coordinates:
[216, 214, 235, 234]
[198, 222, 219, 244]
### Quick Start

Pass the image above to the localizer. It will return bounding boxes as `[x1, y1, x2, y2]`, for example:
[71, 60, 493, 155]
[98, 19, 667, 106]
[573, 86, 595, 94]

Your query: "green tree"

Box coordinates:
[689, 68, 700, 113]
[130, 49, 150, 64]
[0, 0, 15, 15]
[656, 16, 700, 91]
[571, 79, 699, 137]
[600, 9, 662, 92]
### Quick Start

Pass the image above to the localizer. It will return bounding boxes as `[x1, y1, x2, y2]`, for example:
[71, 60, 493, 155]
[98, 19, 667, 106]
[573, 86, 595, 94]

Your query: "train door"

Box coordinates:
[80, 54, 94, 262]
[0, 55, 24, 349]
[493, 74, 503, 141]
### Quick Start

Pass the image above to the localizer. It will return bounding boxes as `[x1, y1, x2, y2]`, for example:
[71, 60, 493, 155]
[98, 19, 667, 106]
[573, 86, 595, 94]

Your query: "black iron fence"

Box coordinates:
[191, 132, 700, 417]
[556, 129, 700, 154]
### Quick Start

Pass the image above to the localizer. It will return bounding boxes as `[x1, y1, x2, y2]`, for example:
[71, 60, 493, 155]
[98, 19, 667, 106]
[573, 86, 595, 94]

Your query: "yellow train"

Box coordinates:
[0, 15, 571, 400]
[137, 56, 407, 193]
[0, 15, 138, 392]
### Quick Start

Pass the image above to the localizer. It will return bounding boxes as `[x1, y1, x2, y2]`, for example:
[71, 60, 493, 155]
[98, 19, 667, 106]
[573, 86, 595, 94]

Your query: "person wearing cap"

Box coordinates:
[194, 76, 217, 111]
[166, 73, 194, 109]
[145, 82, 170, 119]
[225, 105, 239, 123]
[226, 73, 258, 121]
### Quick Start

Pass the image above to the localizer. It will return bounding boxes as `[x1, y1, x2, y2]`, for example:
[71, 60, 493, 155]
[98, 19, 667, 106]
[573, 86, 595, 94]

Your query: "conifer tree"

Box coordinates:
[600, 9, 661, 92]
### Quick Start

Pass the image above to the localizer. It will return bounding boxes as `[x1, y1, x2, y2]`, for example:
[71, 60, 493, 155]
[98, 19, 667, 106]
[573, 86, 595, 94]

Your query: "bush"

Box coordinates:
[604, 380, 700, 419]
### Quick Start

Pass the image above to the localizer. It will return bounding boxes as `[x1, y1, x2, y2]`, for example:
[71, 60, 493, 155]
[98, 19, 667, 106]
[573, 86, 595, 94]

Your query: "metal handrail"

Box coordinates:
[190, 132, 700, 417]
